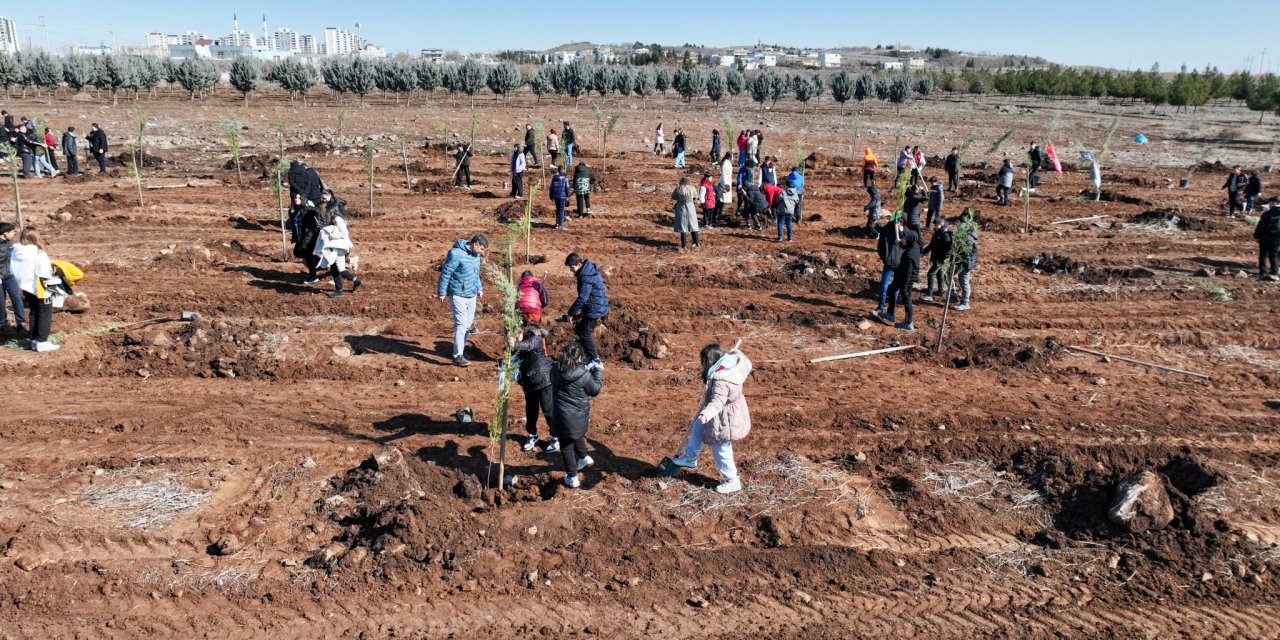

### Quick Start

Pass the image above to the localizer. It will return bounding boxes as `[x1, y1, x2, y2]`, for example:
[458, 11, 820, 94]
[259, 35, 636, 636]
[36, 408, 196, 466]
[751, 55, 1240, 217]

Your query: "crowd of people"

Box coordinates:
[0, 110, 110, 178]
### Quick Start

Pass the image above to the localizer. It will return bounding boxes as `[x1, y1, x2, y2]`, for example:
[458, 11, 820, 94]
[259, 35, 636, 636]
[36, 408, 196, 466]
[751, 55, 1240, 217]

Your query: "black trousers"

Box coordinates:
[1228, 191, 1242, 215]
[863, 169, 875, 187]
[886, 264, 917, 322]
[523, 384, 553, 436]
[22, 292, 51, 342]
[576, 193, 590, 216]
[94, 152, 106, 173]
[1261, 242, 1279, 276]
[575, 316, 599, 361]
[65, 154, 79, 175]
[454, 164, 471, 186]
[304, 254, 321, 277]
[511, 172, 524, 197]
[947, 170, 958, 192]
[558, 434, 589, 475]
[329, 264, 357, 291]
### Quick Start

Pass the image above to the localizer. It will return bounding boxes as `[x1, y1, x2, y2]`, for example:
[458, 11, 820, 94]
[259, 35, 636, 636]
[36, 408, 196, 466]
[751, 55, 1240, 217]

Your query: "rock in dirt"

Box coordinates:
[1193, 267, 1213, 278]
[212, 535, 242, 556]
[371, 448, 402, 471]
[15, 556, 51, 572]
[331, 345, 354, 358]
[1108, 470, 1175, 533]
[791, 590, 813, 604]
[301, 457, 317, 469]
[454, 477, 483, 500]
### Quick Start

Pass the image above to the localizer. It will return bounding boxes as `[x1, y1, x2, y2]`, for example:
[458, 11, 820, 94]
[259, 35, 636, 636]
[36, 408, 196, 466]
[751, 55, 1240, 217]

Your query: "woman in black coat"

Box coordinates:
[551, 341, 603, 488]
[511, 323, 557, 453]
[290, 196, 324, 284]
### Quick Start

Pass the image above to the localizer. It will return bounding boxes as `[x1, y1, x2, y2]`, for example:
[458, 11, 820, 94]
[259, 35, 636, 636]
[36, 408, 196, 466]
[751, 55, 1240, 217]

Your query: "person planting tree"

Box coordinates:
[560, 252, 608, 363]
[511, 321, 558, 454]
[550, 341, 603, 489]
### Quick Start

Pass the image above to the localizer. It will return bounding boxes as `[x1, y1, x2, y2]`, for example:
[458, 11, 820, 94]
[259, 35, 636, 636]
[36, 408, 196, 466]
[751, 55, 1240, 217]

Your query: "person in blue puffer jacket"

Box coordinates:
[559, 252, 609, 362]
[436, 234, 489, 367]
[550, 167, 571, 229]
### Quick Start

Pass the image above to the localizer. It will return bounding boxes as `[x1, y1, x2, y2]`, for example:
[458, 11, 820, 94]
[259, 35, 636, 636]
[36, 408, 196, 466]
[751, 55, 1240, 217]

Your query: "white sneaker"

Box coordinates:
[575, 455, 594, 472]
[671, 455, 697, 469]
[544, 439, 560, 453]
[953, 303, 970, 311]
[522, 434, 540, 452]
[715, 479, 742, 494]
[34, 341, 60, 352]
[563, 474, 580, 488]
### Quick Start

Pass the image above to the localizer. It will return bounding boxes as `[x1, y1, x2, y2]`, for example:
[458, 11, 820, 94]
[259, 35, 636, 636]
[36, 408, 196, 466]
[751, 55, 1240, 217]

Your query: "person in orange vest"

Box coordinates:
[862, 147, 878, 187]
[515, 270, 549, 323]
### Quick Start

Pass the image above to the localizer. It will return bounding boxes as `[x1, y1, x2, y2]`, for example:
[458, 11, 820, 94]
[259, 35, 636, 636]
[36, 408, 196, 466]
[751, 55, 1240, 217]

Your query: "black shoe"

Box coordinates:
[452, 356, 470, 368]
[329, 290, 345, 298]
[351, 277, 363, 293]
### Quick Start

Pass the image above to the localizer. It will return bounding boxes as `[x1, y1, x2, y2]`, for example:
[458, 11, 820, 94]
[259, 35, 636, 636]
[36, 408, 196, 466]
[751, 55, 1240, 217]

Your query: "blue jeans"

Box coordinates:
[877, 265, 894, 309]
[957, 267, 972, 304]
[34, 155, 56, 176]
[1, 276, 25, 326]
[565, 143, 573, 168]
[449, 295, 477, 358]
[675, 150, 685, 167]
[737, 151, 745, 167]
[776, 214, 792, 241]
[681, 417, 738, 484]
[554, 198, 567, 227]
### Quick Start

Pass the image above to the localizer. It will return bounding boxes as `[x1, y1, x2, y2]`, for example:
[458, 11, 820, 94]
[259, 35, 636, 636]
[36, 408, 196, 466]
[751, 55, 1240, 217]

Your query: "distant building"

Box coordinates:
[355, 45, 388, 59]
[180, 32, 207, 46]
[711, 54, 735, 67]
[631, 47, 650, 56]
[593, 47, 615, 64]
[551, 50, 577, 64]
[881, 61, 904, 71]
[222, 29, 256, 48]
[323, 27, 357, 56]
[0, 17, 18, 54]
[210, 44, 254, 60]
[112, 45, 167, 58]
[420, 48, 444, 63]
[167, 42, 212, 59]
[300, 35, 317, 55]
[145, 32, 167, 47]
[908, 58, 925, 69]
[274, 28, 301, 53]
[819, 52, 841, 68]
[72, 45, 112, 56]
[747, 52, 776, 67]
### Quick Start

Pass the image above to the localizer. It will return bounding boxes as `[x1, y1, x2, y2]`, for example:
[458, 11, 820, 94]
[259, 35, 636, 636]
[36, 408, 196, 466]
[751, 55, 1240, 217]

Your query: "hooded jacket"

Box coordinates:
[1255, 208, 1280, 244]
[1245, 174, 1262, 197]
[550, 173, 570, 201]
[928, 184, 945, 211]
[944, 153, 959, 174]
[573, 164, 594, 194]
[437, 239, 484, 298]
[9, 243, 52, 297]
[61, 131, 78, 157]
[513, 328, 553, 390]
[696, 350, 753, 444]
[925, 224, 953, 262]
[775, 186, 800, 217]
[786, 170, 804, 195]
[567, 259, 608, 319]
[516, 273, 548, 316]
[743, 183, 769, 214]
[998, 161, 1015, 188]
[877, 223, 903, 268]
[863, 148, 878, 171]
[551, 362, 604, 440]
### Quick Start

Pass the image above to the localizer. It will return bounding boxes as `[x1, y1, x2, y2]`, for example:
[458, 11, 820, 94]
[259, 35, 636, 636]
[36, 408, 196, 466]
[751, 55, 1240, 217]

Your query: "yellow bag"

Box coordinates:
[50, 259, 84, 285]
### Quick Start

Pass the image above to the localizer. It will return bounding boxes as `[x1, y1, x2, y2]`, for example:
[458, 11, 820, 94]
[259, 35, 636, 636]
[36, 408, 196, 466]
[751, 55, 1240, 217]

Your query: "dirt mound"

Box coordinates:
[405, 159, 446, 175]
[102, 316, 295, 380]
[1092, 189, 1151, 206]
[1193, 160, 1228, 174]
[804, 152, 856, 170]
[56, 192, 130, 217]
[1019, 254, 1155, 284]
[941, 332, 1063, 370]
[1132, 209, 1228, 233]
[545, 307, 670, 367]
[489, 199, 550, 221]
[225, 154, 278, 174]
[410, 178, 456, 194]
[287, 142, 333, 155]
[111, 151, 172, 169]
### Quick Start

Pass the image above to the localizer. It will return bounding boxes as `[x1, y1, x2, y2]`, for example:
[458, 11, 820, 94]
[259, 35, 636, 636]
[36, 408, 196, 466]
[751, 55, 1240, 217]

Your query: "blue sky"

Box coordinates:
[7, 0, 1277, 72]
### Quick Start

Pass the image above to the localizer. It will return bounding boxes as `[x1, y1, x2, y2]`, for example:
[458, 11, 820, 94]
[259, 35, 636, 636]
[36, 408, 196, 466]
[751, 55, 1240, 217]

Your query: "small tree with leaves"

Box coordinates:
[0, 54, 20, 100]
[726, 69, 745, 96]
[831, 69, 854, 115]
[221, 115, 243, 185]
[273, 57, 317, 106]
[592, 103, 621, 171]
[933, 208, 980, 351]
[633, 66, 656, 109]
[396, 127, 411, 188]
[529, 66, 555, 103]
[886, 74, 912, 115]
[563, 59, 593, 106]
[456, 59, 486, 107]
[229, 56, 261, 107]
[655, 67, 672, 95]
[61, 55, 94, 93]
[415, 61, 441, 103]
[749, 71, 772, 112]
[705, 69, 726, 104]
[486, 61, 523, 103]
[792, 74, 818, 113]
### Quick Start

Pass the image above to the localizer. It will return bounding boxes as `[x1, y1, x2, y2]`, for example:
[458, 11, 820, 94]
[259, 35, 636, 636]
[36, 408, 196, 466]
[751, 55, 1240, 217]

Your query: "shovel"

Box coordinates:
[657, 339, 741, 477]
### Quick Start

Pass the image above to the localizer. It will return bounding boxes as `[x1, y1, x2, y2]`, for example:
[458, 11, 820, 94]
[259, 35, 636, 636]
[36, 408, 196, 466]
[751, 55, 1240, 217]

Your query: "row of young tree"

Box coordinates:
[3, 51, 1279, 121]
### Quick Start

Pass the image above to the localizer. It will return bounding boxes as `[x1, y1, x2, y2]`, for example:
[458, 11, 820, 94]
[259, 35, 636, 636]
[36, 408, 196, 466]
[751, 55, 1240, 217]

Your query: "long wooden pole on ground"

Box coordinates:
[1063, 345, 1210, 380]
[810, 344, 917, 364]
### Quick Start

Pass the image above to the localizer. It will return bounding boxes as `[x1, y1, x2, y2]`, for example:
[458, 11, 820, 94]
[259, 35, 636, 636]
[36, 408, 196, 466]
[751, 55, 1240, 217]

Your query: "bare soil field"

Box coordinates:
[1, 89, 1279, 638]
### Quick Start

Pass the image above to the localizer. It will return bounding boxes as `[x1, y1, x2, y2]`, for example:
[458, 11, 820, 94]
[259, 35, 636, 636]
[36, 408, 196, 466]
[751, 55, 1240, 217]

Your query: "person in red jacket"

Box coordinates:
[699, 172, 718, 228]
[761, 182, 783, 223]
[515, 271, 549, 323]
[43, 127, 59, 172]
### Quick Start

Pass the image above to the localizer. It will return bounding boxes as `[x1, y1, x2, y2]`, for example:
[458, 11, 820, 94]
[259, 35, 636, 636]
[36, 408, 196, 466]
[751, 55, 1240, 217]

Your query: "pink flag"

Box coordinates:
[1046, 142, 1063, 174]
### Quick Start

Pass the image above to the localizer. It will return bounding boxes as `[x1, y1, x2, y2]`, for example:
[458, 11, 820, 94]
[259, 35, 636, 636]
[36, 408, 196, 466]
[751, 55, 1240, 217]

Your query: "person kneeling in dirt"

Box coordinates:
[315, 201, 362, 298]
[879, 216, 922, 331]
[560, 253, 608, 363]
[551, 342, 603, 488]
[1254, 204, 1280, 281]
[516, 270, 549, 324]
[672, 342, 753, 494]
[511, 322, 559, 454]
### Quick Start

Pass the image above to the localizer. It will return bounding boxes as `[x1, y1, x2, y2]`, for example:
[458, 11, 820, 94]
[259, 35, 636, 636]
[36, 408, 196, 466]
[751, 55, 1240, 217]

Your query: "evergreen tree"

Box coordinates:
[229, 56, 261, 106]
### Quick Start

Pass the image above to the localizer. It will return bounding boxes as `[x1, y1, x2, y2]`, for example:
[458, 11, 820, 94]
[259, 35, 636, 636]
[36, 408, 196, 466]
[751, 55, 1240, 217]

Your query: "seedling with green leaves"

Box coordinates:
[933, 208, 981, 352]
[396, 127, 411, 188]
[220, 115, 243, 185]
[592, 103, 622, 172]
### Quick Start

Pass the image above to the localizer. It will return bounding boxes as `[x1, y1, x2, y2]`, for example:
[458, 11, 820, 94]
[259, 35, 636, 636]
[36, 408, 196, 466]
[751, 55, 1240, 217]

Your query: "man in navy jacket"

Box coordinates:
[560, 252, 609, 362]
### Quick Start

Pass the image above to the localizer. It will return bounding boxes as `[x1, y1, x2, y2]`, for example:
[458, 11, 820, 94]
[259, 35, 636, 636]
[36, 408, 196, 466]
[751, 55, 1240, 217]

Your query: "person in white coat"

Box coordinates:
[314, 201, 362, 298]
[672, 341, 753, 493]
[9, 227, 58, 352]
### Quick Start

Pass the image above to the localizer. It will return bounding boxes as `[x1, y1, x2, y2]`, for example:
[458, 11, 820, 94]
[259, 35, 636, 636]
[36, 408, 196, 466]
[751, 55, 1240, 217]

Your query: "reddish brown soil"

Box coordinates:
[1, 90, 1279, 638]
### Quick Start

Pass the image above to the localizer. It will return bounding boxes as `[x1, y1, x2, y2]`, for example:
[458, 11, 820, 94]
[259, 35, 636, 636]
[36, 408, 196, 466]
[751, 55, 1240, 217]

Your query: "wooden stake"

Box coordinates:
[1063, 345, 1210, 380]
[1051, 214, 1109, 225]
[810, 344, 917, 364]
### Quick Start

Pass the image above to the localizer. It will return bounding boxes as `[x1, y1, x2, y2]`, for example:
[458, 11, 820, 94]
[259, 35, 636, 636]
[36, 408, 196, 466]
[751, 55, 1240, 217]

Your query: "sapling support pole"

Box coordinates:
[810, 344, 917, 364]
[933, 264, 957, 352]
[1062, 345, 1210, 380]
[1051, 214, 1109, 225]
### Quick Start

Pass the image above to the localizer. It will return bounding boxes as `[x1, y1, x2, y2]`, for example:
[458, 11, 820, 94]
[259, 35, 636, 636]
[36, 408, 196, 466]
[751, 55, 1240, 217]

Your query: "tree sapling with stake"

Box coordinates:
[396, 126, 411, 188]
[221, 115, 243, 185]
[363, 141, 375, 217]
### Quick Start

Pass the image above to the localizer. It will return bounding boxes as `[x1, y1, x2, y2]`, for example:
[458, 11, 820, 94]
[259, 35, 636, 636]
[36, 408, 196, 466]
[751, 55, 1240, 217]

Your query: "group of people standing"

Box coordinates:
[0, 110, 108, 178]
[0, 223, 60, 352]
[287, 160, 362, 297]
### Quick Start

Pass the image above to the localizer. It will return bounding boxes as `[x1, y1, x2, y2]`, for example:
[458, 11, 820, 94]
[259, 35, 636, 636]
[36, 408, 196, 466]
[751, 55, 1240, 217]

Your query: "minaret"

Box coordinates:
[262, 14, 269, 50]
[233, 13, 239, 33]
